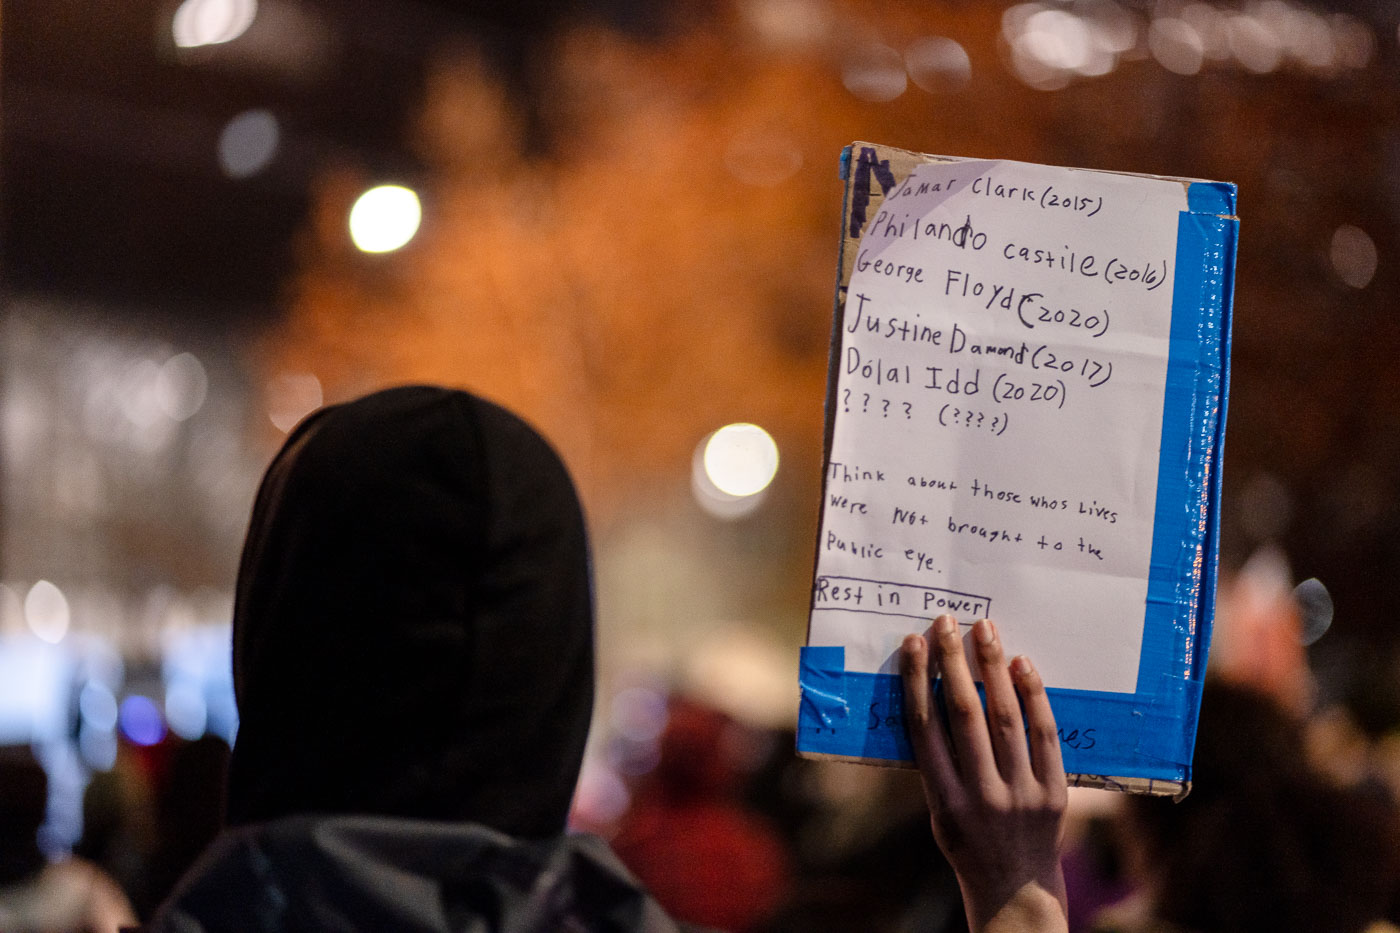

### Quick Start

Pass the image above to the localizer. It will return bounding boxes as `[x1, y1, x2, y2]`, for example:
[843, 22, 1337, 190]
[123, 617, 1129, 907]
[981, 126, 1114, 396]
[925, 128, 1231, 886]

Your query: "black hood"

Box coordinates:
[226, 386, 594, 839]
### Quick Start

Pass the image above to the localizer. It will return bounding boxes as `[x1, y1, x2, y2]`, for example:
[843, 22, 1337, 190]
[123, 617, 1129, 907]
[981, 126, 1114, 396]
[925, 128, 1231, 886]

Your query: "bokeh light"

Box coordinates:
[1331, 14, 1374, 69]
[1330, 224, 1378, 289]
[1022, 9, 1093, 72]
[1228, 14, 1282, 74]
[691, 425, 780, 519]
[573, 759, 631, 826]
[704, 424, 779, 497]
[1149, 18, 1206, 75]
[1082, 1, 1139, 57]
[267, 372, 323, 432]
[1295, 578, 1334, 646]
[24, 581, 70, 644]
[218, 109, 280, 179]
[842, 43, 907, 102]
[348, 185, 422, 253]
[119, 359, 166, 429]
[998, 1, 1370, 85]
[905, 37, 972, 93]
[165, 682, 209, 740]
[1005, 5, 1085, 90]
[80, 724, 119, 771]
[609, 686, 670, 744]
[1182, 3, 1232, 60]
[172, 0, 257, 49]
[156, 352, 208, 422]
[118, 695, 167, 747]
[738, 0, 831, 47]
[79, 681, 120, 732]
[723, 129, 804, 187]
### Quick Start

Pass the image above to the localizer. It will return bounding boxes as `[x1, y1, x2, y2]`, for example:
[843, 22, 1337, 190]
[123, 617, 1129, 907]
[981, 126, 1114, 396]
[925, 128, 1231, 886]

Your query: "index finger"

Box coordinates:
[900, 632, 958, 811]
[929, 613, 998, 783]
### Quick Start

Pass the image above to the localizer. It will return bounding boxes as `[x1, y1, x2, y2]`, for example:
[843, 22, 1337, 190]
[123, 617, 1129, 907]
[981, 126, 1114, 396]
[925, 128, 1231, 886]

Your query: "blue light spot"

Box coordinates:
[119, 695, 167, 747]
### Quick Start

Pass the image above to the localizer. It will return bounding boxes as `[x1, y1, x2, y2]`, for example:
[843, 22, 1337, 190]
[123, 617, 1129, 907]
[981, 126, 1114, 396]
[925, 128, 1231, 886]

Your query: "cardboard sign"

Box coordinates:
[798, 143, 1237, 795]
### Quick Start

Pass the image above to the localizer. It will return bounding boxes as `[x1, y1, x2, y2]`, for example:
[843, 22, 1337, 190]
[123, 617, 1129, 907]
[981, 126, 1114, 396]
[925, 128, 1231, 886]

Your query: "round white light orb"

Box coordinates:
[172, 0, 257, 48]
[703, 423, 780, 498]
[25, 580, 70, 644]
[348, 185, 422, 253]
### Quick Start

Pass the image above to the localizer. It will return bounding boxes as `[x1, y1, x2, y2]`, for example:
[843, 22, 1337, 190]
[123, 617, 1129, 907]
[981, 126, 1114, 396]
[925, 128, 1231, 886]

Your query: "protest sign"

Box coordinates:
[798, 143, 1237, 795]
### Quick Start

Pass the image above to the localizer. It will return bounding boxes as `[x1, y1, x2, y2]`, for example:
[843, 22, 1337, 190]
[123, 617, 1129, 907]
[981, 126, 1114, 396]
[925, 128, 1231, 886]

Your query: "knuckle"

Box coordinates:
[989, 706, 1019, 734]
[978, 790, 1013, 818]
[947, 695, 981, 722]
[942, 797, 977, 826]
[1028, 790, 1066, 819]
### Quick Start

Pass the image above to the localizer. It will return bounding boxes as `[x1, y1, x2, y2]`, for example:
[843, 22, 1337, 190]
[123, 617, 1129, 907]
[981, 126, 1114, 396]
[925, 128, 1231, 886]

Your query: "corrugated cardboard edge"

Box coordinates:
[800, 748, 1190, 800]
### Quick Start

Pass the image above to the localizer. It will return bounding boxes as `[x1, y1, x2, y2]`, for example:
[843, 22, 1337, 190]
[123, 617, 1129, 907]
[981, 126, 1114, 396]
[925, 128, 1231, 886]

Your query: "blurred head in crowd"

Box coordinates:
[651, 698, 745, 801]
[1117, 680, 1400, 933]
[226, 385, 593, 838]
[1208, 551, 1313, 714]
[0, 747, 48, 886]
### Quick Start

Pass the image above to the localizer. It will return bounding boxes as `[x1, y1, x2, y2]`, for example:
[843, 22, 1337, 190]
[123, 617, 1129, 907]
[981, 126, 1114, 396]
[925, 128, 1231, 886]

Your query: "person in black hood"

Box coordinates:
[225, 385, 593, 835]
[151, 386, 679, 932]
[150, 385, 1069, 933]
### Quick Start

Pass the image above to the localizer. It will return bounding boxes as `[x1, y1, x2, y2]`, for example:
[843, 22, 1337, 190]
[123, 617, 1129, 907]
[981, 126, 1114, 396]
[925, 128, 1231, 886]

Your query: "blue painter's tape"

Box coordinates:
[797, 659, 914, 761]
[838, 145, 853, 181]
[1138, 675, 1205, 766]
[799, 646, 849, 730]
[1187, 181, 1237, 216]
[1137, 209, 1232, 705]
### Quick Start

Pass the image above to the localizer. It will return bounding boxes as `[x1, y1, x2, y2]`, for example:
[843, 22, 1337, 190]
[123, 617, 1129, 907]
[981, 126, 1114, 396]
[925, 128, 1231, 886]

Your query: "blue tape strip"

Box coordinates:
[838, 145, 853, 182]
[799, 646, 849, 732]
[1137, 211, 1232, 697]
[1139, 675, 1205, 765]
[1187, 180, 1237, 216]
[796, 669, 1193, 780]
[1197, 215, 1236, 681]
[797, 651, 913, 761]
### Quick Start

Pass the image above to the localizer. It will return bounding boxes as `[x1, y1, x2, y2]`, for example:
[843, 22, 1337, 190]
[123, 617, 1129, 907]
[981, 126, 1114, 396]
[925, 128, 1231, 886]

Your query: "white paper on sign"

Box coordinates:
[810, 157, 1190, 694]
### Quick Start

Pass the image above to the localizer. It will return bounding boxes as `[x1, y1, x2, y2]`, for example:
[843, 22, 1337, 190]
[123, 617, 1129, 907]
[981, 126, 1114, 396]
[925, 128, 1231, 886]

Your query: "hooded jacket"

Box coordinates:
[149, 386, 686, 933]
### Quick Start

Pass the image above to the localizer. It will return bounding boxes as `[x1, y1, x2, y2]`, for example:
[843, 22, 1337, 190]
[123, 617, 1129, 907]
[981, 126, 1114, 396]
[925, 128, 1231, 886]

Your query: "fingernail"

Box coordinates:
[974, 618, 996, 646]
[933, 614, 956, 636]
[1011, 655, 1035, 678]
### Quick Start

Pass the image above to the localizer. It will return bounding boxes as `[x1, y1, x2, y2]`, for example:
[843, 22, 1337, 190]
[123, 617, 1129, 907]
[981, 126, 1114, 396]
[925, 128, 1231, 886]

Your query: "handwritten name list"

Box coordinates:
[811, 158, 1192, 694]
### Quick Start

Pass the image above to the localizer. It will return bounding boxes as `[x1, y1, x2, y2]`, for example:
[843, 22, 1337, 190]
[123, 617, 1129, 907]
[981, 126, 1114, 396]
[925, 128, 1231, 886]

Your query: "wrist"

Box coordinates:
[961, 875, 1068, 933]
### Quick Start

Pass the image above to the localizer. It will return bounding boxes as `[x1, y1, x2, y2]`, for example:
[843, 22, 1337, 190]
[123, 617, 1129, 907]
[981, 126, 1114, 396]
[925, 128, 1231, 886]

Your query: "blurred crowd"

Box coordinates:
[0, 736, 227, 931]
[2, 559, 1399, 933]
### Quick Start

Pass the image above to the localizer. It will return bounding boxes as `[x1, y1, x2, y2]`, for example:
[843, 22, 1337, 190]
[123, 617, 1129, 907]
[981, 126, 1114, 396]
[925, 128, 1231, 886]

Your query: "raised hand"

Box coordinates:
[900, 615, 1069, 933]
